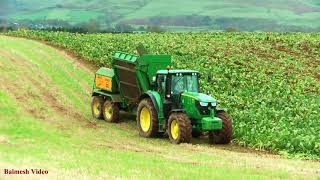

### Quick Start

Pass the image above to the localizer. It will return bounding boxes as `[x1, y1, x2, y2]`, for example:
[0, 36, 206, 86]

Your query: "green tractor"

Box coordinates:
[91, 45, 232, 144]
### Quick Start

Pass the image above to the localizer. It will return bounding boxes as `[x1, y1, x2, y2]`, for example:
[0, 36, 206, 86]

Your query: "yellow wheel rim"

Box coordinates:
[93, 99, 100, 115]
[140, 107, 151, 132]
[104, 103, 113, 119]
[171, 119, 179, 140]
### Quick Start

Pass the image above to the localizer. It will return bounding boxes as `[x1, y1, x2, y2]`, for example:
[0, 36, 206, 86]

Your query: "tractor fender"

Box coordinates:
[215, 108, 226, 114]
[139, 91, 162, 113]
[169, 109, 186, 116]
[139, 91, 166, 132]
[92, 91, 121, 102]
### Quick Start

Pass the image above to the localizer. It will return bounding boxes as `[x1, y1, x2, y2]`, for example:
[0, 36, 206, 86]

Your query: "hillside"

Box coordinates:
[0, 35, 319, 179]
[1, 0, 320, 31]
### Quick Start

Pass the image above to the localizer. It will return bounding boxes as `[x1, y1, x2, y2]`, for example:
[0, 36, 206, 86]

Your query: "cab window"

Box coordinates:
[171, 73, 198, 94]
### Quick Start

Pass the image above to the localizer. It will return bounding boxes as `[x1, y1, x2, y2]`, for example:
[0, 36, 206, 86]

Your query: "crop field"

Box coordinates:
[1, 35, 320, 178]
[6, 30, 320, 159]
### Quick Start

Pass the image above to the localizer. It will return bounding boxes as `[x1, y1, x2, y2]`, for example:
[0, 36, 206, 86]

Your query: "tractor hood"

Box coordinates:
[182, 92, 216, 103]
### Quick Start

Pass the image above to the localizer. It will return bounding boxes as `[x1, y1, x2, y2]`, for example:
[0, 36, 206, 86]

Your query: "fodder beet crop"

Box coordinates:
[7, 30, 320, 158]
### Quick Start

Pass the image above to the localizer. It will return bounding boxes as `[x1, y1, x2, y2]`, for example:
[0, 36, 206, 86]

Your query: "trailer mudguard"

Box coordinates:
[92, 90, 121, 102]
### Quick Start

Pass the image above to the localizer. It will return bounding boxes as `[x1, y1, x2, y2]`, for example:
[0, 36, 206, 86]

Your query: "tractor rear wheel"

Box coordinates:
[91, 96, 105, 119]
[209, 111, 232, 144]
[102, 100, 120, 123]
[137, 98, 158, 137]
[168, 113, 192, 144]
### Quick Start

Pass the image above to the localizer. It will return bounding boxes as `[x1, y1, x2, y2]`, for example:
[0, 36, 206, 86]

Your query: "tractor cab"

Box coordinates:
[155, 68, 216, 115]
[156, 69, 199, 98]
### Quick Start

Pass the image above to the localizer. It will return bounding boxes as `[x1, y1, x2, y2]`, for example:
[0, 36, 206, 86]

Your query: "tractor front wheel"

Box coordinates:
[91, 96, 105, 119]
[137, 98, 158, 137]
[168, 113, 192, 144]
[209, 111, 232, 144]
[102, 100, 120, 123]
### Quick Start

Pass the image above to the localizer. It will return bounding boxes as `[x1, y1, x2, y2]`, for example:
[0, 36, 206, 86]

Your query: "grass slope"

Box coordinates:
[0, 36, 319, 178]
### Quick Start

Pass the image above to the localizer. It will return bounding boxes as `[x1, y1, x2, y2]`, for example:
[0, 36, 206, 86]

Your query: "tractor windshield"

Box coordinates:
[171, 73, 199, 94]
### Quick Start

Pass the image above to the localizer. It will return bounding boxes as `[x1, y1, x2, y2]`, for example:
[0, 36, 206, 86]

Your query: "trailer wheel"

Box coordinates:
[137, 98, 158, 137]
[168, 113, 192, 144]
[91, 96, 105, 119]
[102, 100, 120, 123]
[209, 111, 232, 144]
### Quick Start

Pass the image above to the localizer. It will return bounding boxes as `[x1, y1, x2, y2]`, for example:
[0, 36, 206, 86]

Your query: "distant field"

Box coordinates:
[121, 0, 320, 29]
[8, 9, 103, 24]
[2, 0, 320, 31]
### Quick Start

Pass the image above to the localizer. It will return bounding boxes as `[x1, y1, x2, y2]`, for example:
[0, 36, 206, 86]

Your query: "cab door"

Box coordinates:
[156, 74, 172, 119]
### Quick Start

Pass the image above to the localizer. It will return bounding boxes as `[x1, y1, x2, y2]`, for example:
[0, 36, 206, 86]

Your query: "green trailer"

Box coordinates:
[91, 45, 232, 144]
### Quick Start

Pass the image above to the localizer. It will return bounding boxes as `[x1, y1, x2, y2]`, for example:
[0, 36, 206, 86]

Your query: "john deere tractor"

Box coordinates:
[91, 45, 232, 144]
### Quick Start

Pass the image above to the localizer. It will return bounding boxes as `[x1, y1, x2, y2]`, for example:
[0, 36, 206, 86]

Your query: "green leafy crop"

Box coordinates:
[7, 30, 320, 158]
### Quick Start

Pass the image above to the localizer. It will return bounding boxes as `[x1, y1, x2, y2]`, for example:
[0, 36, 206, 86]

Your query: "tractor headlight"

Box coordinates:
[210, 102, 217, 107]
[195, 101, 210, 115]
[199, 102, 209, 106]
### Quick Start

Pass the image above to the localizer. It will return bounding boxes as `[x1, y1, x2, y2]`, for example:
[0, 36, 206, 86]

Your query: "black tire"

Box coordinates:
[192, 130, 202, 138]
[168, 113, 192, 144]
[209, 111, 232, 144]
[91, 96, 105, 119]
[137, 98, 158, 137]
[102, 100, 120, 123]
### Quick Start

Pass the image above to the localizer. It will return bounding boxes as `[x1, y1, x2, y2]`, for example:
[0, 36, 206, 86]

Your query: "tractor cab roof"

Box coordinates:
[156, 70, 199, 75]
